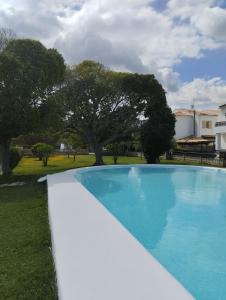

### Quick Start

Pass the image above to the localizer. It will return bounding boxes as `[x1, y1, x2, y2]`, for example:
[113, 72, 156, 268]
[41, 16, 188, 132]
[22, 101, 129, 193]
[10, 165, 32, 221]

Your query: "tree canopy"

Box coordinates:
[0, 38, 65, 174]
[61, 60, 141, 164]
[0, 37, 175, 172]
[140, 83, 175, 163]
[60, 60, 174, 165]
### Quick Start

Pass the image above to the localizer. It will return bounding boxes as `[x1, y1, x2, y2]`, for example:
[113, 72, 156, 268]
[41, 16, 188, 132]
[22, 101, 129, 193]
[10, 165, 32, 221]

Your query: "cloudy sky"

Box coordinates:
[0, 0, 226, 109]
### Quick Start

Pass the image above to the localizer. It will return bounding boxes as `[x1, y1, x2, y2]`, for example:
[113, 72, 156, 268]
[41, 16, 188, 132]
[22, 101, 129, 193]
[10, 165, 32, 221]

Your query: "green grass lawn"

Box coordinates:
[14, 154, 216, 177]
[0, 179, 57, 300]
[0, 154, 220, 299]
[1, 154, 146, 300]
[14, 154, 146, 176]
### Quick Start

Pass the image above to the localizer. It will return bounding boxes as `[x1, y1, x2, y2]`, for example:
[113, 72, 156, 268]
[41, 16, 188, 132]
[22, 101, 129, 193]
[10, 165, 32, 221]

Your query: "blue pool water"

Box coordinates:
[75, 165, 226, 300]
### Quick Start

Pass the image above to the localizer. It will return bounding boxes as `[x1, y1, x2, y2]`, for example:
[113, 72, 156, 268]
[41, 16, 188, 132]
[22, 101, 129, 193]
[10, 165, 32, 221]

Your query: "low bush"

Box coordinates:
[9, 147, 22, 170]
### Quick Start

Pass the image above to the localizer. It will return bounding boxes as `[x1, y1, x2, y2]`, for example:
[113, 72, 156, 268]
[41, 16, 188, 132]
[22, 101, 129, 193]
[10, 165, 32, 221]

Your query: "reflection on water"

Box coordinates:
[171, 168, 223, 206]
[75, 166, 226, 300]
[156, 167, 226, 300]
[77, 170, 122, 197]
[76, 167, 176, 250]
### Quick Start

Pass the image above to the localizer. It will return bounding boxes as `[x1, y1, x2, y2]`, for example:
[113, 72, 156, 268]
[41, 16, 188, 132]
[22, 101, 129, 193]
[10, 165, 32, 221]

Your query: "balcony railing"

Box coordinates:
[215, 121, 226, 127]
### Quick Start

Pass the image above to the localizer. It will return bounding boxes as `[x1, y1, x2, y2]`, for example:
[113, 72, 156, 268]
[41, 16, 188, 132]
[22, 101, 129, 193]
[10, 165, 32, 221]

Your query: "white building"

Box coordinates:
[215, 105, 226, 152]
[174, 109, 219, 140]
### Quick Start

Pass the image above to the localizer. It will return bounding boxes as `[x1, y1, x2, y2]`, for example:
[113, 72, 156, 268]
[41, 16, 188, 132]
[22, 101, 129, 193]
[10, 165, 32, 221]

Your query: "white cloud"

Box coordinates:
[54, 0, 223, 67]
[167, 77, 226, 108]
[167, 0, 226, 42]
[191, 6, 226, 41]
[0, 0, 226, 107]
[157, 68, 181, 92]
[167, 0, 216, 19]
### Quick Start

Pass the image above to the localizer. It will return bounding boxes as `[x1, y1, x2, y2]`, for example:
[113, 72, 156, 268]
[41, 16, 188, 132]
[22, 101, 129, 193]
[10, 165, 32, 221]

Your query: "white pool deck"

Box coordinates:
[47, 165, 195, 300]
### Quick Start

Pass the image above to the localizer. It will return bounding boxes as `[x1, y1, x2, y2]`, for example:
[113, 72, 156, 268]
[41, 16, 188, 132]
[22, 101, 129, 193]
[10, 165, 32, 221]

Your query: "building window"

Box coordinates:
[202, 120, 212, 129]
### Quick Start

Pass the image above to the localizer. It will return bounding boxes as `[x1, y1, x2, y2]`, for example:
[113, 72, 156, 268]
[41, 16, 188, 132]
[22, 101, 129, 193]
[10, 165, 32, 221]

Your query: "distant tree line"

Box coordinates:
[0, 28, 175, 175]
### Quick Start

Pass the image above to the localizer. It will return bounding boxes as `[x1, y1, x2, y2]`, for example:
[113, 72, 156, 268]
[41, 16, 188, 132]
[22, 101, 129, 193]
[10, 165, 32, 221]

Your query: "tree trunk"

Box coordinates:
[43, 156, 48, 167]
[113, 155, 118, 165]
[93, 144, 104, 165]
[0, 139, 11, 175]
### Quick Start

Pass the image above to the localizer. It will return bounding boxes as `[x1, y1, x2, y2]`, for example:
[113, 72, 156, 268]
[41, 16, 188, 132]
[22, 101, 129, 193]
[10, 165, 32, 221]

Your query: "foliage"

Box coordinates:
[124, 127, 142, 153]
[13, 131, 59, 148]
[141, 101, 175, 163]
[106, 143, 126, 164]
[9, 147, 22, 170]
[170, 137, 177, 150]
[31, 143, 47, 160]
[0, 38, 65, 174]
[62, 61, 140, 165]
[61, 60, 166, 165]
[33, 143, 54, 167]
[59, 131, 86, 159]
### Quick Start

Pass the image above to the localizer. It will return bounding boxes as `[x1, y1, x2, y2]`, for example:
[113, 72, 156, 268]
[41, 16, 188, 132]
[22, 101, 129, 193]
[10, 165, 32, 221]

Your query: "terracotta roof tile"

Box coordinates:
[174, 109, 219, 117]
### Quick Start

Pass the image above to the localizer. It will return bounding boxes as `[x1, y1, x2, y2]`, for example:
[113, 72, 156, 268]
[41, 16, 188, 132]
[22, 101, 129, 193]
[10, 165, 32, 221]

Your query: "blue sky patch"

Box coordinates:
[152, 0, 168, 12]
[174, 48, 226, 82]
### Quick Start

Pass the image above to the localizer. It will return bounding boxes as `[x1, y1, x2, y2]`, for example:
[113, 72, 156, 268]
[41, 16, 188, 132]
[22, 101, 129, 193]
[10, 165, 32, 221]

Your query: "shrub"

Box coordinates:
[31, 143, 47, 160]
[106, 143, 125, 164]
[9, 148, 22, 170]
[35, 143, 54, 167]
[141, 106, 175, 163]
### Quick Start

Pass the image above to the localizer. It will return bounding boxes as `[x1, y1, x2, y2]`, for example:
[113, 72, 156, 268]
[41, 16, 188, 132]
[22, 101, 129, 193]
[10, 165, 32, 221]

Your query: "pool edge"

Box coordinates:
[47, 165, 197, 300]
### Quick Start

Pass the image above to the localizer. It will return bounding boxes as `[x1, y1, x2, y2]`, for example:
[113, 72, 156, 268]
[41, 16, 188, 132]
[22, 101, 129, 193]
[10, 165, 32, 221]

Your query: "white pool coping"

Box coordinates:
[47, 164, 197, 300]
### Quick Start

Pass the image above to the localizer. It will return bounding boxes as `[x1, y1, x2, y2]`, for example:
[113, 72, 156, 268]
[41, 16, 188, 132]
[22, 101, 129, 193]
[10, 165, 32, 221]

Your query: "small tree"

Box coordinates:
[141, 104, 175, 163]
[106, 143, 125, 164]
[35, 143, 54, 167]
[59, 132, 85, 160]
[32, 143, 47, 160]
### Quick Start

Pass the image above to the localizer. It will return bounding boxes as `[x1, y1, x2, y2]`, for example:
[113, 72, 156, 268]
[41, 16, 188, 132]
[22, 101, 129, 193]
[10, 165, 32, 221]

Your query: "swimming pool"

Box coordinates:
[75, 165, 226, 300]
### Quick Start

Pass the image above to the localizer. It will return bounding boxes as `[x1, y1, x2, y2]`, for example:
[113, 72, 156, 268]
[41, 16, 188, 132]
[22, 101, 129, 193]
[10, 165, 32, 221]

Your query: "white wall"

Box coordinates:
[197, 115, 217, 137]
[215, 107, 226, 151]
[217, 107, 226, 123]
[216, 133, 226, 151]
[175, 116, 193, 139]
[215, 108, 226, 134]
[221, 134, 226, 150]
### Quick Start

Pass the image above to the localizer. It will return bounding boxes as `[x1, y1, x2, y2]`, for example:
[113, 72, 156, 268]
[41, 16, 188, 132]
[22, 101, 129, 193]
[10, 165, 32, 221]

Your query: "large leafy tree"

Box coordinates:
[62, 60, 174, 165]
[140, 82, 175, 163]
[62, 61, 142, 165]
[0, 39, 65, 174]
[115, 71, 175, 163]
